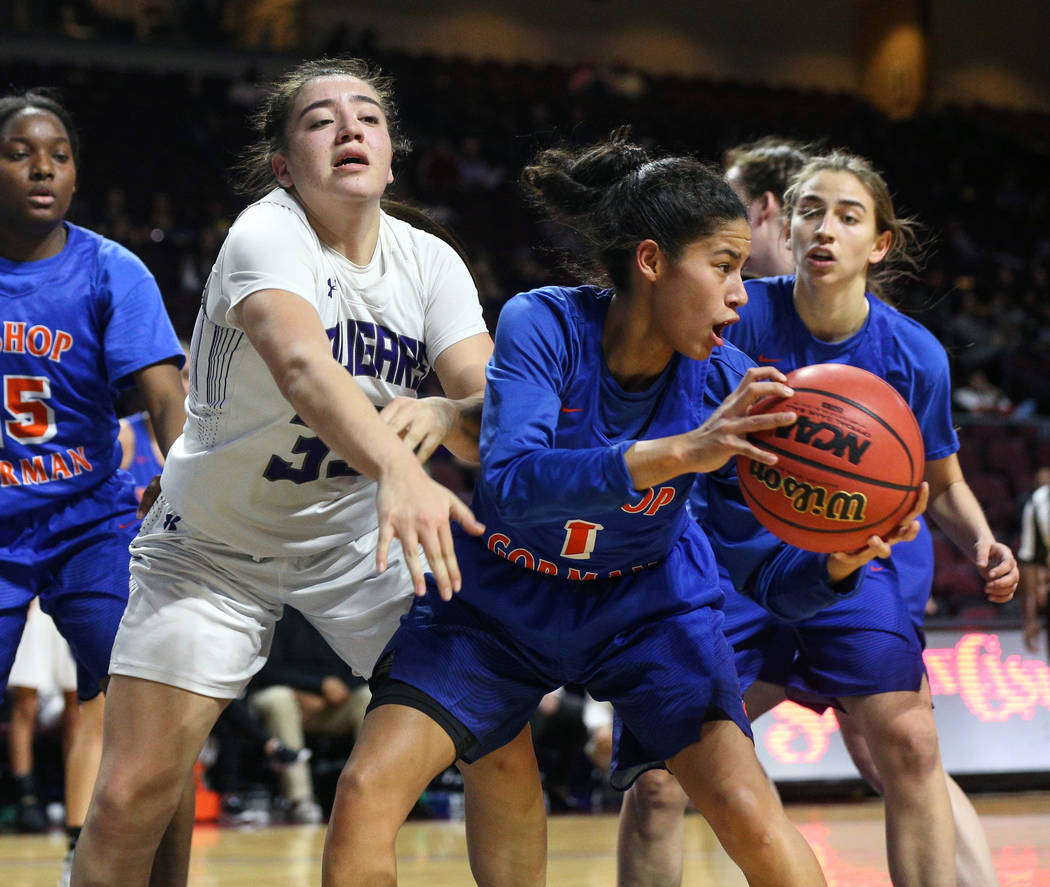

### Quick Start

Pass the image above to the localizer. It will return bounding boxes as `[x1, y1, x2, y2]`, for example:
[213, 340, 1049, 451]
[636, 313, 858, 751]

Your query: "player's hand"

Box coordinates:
[380, 396, 457, 464]
[375, 459, 484, 601]
[827, 483, 929, 581]
[138, 475, 162, 518]
[687, 366, 797, 474]
[975, 539, 1018, 604]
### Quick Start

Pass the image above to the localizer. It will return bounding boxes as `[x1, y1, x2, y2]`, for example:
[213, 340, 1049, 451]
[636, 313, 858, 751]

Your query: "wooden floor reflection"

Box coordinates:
[2, 792, 1048, 886]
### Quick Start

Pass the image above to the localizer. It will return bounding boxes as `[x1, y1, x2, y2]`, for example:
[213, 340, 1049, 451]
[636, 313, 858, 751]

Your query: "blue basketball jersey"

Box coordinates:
[0, 223, 184, 517]
[727, 276, 958, 461]
[471, 285, 709, 587]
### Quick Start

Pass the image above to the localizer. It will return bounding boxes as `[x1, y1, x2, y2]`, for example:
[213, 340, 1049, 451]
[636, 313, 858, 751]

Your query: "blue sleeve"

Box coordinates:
[905, 336, 958, 462]
[480, 292, 637, 524]
[98, 240, 184, 390]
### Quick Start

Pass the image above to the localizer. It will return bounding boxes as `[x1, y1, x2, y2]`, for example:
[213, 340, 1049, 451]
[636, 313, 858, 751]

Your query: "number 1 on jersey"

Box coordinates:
[561, 519, 604, 560]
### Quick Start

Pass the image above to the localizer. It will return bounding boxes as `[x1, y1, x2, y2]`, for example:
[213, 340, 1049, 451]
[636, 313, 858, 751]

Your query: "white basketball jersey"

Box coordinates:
[162, 189, 486, 556]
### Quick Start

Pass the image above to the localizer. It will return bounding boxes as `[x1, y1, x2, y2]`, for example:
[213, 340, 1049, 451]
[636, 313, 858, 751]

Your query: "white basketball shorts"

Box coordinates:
[109, 493, 414, 698]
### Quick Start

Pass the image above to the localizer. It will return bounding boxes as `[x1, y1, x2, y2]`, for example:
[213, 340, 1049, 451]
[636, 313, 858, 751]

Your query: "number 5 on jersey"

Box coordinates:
[3, 375, 57, 445]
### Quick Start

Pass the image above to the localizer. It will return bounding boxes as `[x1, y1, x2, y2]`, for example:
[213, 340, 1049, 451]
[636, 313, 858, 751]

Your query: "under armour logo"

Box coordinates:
[327, 278, 337, 298]
[162, 512, 181, 532]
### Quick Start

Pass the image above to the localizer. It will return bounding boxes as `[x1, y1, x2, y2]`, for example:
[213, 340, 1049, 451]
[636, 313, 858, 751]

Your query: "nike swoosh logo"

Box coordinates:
[117, 522, 137, 529]
[870, 565, 885, 572]
[561, 407, 583, 413]
[758, 354, 783, 363]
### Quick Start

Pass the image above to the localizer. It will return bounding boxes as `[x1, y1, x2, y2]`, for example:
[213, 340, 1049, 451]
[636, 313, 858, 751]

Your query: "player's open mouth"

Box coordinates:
[334, 154, 367, 167]
[806, 247, 834, 263]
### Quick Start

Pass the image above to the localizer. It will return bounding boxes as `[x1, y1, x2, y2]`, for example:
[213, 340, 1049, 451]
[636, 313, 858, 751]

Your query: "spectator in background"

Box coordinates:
[953, 368, 1016, 416]
[6, 599, 80, 834]
[1018, 467, 1050, 657]
[247, 607, 372, 825]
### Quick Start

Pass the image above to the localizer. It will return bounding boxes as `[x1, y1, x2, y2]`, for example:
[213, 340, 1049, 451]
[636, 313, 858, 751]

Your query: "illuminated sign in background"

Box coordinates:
[752, 629, 1050, 780]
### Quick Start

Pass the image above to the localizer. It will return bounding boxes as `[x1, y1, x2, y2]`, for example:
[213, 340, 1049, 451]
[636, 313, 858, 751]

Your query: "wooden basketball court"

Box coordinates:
[3, 791, 1048, 886]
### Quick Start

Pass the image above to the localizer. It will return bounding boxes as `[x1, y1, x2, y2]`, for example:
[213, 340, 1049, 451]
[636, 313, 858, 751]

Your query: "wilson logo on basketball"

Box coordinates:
[746, 461, 868, 523]
[772, 415, 871, 466]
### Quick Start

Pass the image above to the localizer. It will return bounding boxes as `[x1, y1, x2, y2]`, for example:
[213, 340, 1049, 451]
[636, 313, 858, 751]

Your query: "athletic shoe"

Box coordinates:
[267, 742, 312, 771]
[16, 798, 48, 834]
[56, 849, 73, 887]
[289, 800, 324, 825]
[219, 794, 270, 828]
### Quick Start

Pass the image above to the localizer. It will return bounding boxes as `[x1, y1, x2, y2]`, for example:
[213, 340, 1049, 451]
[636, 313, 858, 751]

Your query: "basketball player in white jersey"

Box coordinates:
[72, 58, 545, 887]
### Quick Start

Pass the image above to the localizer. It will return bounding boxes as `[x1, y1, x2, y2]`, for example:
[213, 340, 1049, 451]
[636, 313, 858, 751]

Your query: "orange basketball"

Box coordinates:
[736, 363, 925, 553]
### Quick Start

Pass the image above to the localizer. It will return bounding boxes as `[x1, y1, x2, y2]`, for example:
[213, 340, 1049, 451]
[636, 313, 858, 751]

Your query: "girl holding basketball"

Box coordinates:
[321, 132, 930, 887]
[719, 150, 1018, 887]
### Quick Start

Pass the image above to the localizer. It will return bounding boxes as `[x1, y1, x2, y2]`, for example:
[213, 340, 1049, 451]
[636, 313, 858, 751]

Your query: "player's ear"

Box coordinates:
[758, 191, 778, 223]
[635, 239, 662, 281]
[272, 154, 293, 189]
[869, 229, 892, 265]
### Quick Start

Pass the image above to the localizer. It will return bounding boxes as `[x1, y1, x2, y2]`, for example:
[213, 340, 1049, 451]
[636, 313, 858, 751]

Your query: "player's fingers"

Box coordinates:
[423, 534, 453, 601]
[449, 496, 485, 536]
[973, 539, 992, 570]
[399, 531, 428, 597]
[401, 425, 428, 459]
[436, 522, 462, 594]
[736, 381, 794, 412]
[744, 410, 797, 432]
[743, 365, 790, 385]
[902, 483, 929, 524]
[738, 441, 779, 466]
[376, 522, 394, 574]
[413, 432, 441, 464]
[137, 476, 162, 518]
[864, 534, 892, 559]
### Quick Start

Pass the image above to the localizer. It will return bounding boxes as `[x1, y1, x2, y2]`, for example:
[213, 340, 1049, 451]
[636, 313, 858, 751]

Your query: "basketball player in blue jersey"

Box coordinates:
[620, 141, 1003, 887]
[72, 58, 547, 887]
[0, 89, 187, 886]
[320, 131, 932, 887]
[720, 151, 1018, 887]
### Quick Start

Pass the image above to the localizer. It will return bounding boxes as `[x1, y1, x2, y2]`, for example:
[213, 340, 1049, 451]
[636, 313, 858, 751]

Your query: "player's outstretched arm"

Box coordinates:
[234, 288, 484, 599]
[380, 332, 493, 464]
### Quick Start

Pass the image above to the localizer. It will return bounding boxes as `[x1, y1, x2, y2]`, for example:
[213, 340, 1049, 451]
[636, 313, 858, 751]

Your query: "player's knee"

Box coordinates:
[91, 763, 184, 834]
[704, 783, 779, 857]
[335, 756, 401, 810]
[879, 720, 942, 782]
[630, 770, 689, 826]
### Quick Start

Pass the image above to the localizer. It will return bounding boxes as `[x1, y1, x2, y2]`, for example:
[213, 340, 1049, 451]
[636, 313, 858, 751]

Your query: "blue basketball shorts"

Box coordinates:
[783, 559, 926, 713]
[0, 473, 139, 699]
[378, 559, 751, 790]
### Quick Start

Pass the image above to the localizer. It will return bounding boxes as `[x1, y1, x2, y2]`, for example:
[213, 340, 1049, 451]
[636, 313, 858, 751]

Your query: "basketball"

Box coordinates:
[736, 363, 925, 553]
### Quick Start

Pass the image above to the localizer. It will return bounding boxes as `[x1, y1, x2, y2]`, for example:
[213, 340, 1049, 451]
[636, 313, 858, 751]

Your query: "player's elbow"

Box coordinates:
[271, 346, 330, 407]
